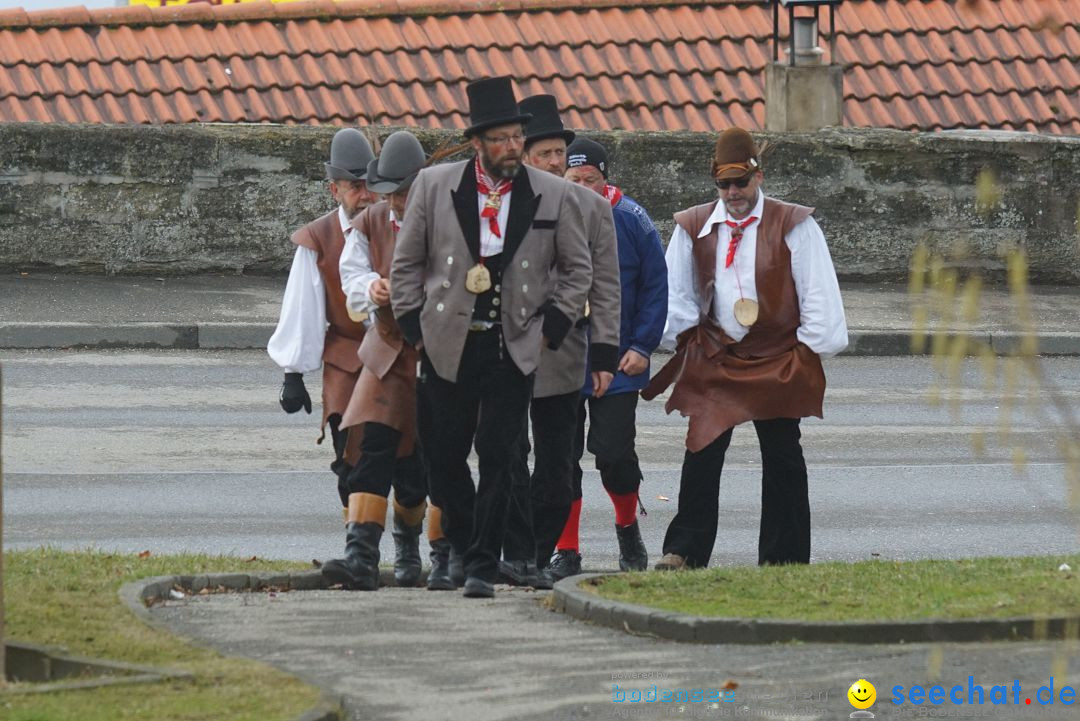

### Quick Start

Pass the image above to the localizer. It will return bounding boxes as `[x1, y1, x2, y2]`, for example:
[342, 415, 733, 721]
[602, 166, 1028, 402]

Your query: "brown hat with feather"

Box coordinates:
[711, 127, 762, 181]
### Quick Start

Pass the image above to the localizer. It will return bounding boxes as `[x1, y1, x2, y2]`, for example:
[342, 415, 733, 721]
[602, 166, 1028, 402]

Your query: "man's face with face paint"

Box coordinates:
[523, 137, 567, 176]
[471, 123, 525, 180]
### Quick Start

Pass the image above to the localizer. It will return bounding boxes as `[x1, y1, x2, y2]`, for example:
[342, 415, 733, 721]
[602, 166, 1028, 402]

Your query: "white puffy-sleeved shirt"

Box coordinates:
[660, 191, 848, 357]
[338, 208, 394, 318]
[267, 205, 365, 374]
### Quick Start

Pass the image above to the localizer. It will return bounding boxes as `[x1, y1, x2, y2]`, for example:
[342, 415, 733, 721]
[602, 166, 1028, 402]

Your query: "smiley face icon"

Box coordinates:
[848, 679, 876, 709]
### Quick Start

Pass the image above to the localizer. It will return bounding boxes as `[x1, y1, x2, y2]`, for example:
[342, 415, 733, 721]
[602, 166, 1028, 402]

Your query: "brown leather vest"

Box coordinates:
[352, 201, 404, 346]
[674, 197, 810, 358]
[643, 196, 826, 452]
[339, 202, 417, 456]
[290, 209, 366, 374]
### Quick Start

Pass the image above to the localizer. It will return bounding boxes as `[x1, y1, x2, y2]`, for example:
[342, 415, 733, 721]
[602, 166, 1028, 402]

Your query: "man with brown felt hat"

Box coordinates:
[391, 76, 592, 598]
[499, 94, 622, 589]
[268, 127, 377, 522]
[645, 127, 848, 570]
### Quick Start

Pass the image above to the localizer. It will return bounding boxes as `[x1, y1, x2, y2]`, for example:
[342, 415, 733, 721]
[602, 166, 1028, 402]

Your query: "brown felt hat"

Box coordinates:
[711, 127, 761, 180]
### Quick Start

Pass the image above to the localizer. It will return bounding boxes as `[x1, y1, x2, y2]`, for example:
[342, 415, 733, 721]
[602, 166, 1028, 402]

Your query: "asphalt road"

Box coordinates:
[3, 349, 1078, 567]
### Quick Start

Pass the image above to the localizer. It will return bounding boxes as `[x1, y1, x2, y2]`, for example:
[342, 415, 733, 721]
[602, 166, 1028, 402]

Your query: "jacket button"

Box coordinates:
[442, 280, 451, 288]
[520, 308, 527, 316]
[436, 303, 445, 312]
[447, 256, 453, 265]
[492, 298, 501, 306]
[521, 260, 529, 268]
[489, 310, 497, 319]
[494, 284, 501, 292]
[522, 284, 528, 293]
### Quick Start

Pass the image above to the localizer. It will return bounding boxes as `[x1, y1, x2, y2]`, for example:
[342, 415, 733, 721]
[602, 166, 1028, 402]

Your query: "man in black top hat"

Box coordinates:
[391, 76, 592, 598]
[499, 95, 622, 588]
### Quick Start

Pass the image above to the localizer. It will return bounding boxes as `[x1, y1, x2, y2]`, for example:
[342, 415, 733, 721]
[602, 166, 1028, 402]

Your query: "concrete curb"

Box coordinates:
[4, 639, 193, 694]
[119, 571, 346, 721]
[3, 324, 1080, 355]
[0, 322, 272, 350]
[553, 573, 1080, 644]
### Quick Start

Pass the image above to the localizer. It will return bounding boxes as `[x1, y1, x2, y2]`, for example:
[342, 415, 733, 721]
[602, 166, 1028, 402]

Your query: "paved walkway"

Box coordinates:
[3, 273, 1080, 352]
[150, 585, 1080, 721]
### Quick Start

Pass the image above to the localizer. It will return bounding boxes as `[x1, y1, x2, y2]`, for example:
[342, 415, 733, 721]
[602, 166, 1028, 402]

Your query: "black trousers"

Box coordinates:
[418, 329, 532, 582]
[343, 421, 427, 509]
[572, 391, 643, 498]
[661, 418, 810, 567]
[503, 390, 580, 565]
[327, 413, 351, 508]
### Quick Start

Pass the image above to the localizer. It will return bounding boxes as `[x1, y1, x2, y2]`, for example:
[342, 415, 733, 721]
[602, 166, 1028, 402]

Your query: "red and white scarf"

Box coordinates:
[723, 216, 758, 269]
[475, 158, 512, 238]
[603, 184, 623, 208]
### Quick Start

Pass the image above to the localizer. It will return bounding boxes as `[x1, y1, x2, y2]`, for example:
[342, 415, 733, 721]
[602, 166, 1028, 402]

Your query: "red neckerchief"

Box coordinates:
[390, 211, 400, 234]
[603, 184, 623, 208]
[475, 158, 512, 238]
[723, 215, 758, 269]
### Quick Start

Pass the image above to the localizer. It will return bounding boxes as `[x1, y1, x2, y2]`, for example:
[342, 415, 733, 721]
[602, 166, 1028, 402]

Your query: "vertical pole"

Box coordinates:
[788, 6, 795, 66]
[830, 4, 837, 64]
[772, 0, 779, 62]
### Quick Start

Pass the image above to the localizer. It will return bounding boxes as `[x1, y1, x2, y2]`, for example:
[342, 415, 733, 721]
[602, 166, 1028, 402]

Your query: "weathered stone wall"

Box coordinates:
[2, 123, 1078, 281]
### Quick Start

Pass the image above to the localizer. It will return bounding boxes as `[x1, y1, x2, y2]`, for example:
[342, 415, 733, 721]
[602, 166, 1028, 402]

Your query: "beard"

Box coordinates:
[343, 198, 370, 220]
[480, 147, 522, 181]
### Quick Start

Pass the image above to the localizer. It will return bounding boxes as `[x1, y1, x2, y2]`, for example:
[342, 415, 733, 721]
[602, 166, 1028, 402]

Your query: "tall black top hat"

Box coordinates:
[519, 95, 575, 148]
[464, 76, 532, 138]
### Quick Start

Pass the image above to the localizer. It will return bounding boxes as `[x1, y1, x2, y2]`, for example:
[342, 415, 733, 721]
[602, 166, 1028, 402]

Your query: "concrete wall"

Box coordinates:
[2, 123, 1079, 282]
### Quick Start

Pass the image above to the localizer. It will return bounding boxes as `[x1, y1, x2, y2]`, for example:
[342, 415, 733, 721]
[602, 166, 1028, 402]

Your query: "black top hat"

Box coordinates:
[519, 95, 575, 148]
[464, 76, 533, 138]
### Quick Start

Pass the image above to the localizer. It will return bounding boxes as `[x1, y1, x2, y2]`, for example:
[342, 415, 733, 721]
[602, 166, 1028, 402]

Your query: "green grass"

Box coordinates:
[1, 548, 322, 721]
[588, 555, 1080, 622]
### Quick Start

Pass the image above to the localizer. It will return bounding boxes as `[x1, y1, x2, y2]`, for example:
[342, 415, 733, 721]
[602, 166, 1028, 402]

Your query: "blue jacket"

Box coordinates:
[582, 193, 668, 396]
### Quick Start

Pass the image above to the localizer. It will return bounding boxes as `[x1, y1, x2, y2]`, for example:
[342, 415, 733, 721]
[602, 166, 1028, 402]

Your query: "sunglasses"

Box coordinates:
[715, 177, 752, 190]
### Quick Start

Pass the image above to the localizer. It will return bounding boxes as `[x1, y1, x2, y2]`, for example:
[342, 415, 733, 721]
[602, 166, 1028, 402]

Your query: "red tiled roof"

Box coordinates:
[0, 0, 1077, 133]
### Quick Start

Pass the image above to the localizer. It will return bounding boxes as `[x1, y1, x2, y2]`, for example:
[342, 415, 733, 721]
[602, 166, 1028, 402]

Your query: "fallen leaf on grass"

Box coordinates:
[243, 555, 259, 563]
[138, 550, 152, 559]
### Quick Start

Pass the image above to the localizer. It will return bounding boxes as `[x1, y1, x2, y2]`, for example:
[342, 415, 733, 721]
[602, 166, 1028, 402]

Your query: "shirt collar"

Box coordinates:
[698, 190, 764, 238]
[336, 205, 351, 234]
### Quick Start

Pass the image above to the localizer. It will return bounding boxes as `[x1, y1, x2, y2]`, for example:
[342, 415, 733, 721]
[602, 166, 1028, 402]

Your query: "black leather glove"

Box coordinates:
[279, 372, 312, 414]
[538, 301, 572, 351]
